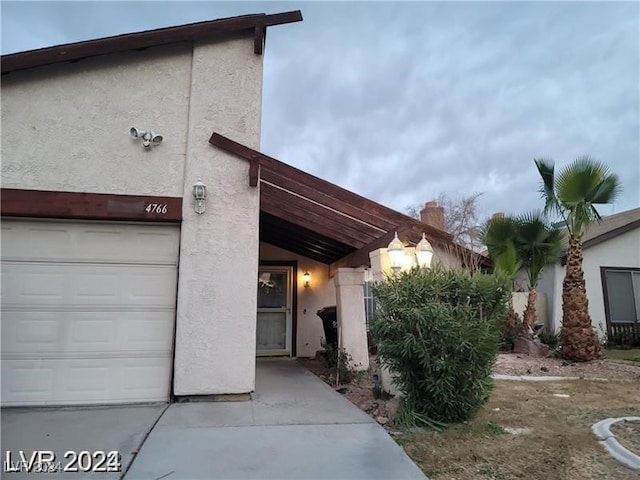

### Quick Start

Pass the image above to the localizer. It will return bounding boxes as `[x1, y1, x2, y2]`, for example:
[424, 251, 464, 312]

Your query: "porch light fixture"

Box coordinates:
[387, 232, 405, 273]
[415, 233, 434, 268]
[302, 271, 311, 288]
[192, 178, 207, 214]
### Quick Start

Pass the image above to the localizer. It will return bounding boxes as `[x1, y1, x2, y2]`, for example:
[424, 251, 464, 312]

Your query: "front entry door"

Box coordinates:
[257, 267, 293, 356]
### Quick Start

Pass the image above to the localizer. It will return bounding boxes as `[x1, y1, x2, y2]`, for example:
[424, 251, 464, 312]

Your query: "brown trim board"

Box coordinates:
[1, 189, 182, 222]
[2, 11, 303, 74]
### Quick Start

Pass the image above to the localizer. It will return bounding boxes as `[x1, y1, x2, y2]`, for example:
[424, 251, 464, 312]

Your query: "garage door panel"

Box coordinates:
[2, 263, 178, 307]
[2, 311, 175, 354]
[1, 220, 179, 406]
[1, 221, 179, 264]
[1, 357, 171, 406]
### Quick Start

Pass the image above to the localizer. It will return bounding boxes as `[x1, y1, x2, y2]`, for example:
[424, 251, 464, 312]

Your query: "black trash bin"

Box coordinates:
[316, 306, 338, 347]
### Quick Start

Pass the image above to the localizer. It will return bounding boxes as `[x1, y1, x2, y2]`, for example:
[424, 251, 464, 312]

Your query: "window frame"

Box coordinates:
[600, 266, 640, 336]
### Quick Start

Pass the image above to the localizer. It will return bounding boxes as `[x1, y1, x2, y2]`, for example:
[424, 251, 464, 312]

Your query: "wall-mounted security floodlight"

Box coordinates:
[130, 127, 163, 148]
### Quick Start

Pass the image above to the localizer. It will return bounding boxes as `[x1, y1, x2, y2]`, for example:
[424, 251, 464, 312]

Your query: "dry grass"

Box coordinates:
[396, 380, 640, 480]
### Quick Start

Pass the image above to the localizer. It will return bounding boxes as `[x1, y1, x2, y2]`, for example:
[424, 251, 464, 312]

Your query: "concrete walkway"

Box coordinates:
[1, 403, 167, 479]
[124, 358, 426, 479]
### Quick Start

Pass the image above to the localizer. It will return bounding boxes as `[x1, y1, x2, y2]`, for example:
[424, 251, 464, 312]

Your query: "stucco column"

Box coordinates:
[368, 248, 388, 282]
[334, 267, 369, 370]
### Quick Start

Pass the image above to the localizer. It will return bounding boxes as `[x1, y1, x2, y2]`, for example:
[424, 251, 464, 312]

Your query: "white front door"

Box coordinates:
[256, 267, 292, 356]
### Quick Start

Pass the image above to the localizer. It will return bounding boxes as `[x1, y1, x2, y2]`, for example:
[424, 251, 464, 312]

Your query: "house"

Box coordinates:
[537, 207, 640, 344]
[1, 12, 479, 407]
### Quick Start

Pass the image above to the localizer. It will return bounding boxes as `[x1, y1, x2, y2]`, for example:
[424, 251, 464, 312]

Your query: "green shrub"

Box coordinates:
[537, 328, 559, 349]
[319, 340, 355, 384]
[370, 266, 509, 425]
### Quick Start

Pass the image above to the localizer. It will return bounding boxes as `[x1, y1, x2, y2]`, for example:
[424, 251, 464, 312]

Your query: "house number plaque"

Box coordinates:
[144, 203, 168, 214]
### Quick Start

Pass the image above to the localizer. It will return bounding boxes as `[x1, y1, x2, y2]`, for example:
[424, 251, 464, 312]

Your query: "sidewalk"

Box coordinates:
[124, 359, 426, 479]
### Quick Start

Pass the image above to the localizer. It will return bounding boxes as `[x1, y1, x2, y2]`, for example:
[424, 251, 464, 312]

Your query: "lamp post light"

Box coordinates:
[415, 233, 434, 269]
[192, 178, 207, 214]
[387, 232, 405, 273]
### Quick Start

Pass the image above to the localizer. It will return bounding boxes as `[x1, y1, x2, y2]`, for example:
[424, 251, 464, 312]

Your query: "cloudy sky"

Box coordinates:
[2, 1, 639, 223]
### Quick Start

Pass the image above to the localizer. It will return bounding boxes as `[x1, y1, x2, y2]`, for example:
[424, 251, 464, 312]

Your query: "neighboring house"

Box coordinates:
[1, 12, 483, 407]
[537, 207, 640, 344]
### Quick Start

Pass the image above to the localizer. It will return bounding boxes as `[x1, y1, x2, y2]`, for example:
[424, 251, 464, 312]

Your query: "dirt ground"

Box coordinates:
[300, 353, 640, 429]
[301, 355, 640, 480]
[494, 353, 640, 381]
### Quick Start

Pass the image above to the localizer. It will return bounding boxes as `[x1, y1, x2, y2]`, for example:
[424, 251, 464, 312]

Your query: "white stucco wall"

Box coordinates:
[512, 292, 548, 328]
[2, 36, 264, 396]
[1, 44, 192, 196]
[174, 38, 263, 395]
[259, 242, 336, 358]
[537, 228, 640, 338]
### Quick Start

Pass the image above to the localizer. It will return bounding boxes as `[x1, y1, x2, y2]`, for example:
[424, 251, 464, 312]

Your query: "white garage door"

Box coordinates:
[1, 220, 180, 406]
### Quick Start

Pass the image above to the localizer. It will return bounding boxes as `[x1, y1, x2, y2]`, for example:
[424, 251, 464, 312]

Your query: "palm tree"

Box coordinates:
[515, 212, 565, 335]
[483, 215, 522, 342]
[535, 156, 622, 361]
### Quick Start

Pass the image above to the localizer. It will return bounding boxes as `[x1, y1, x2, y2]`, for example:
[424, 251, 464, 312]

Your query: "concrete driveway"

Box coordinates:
[1, 403, 167, 479]
[125, 358, 426, 479]
[2, 360, 425, 479]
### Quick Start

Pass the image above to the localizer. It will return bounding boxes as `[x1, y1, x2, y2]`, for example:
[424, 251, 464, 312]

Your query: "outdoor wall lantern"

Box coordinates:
[130, 127, 163, 148]
[387, 232, 405, 273]
[302, 271, 311, 288]
[192, 178, 207, 214]
[415, 233, 434, 269]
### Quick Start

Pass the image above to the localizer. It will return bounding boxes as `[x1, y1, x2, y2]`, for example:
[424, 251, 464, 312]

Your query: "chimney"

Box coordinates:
[420, 201, 445, 231]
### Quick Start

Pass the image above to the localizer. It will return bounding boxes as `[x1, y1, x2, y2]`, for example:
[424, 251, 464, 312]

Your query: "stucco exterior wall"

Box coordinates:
[537, 228, 640, 338]
[173, 38, 263, 395]
[512, 292, 548, 328]
[259, 242, 336, 358]
[2, 36, 264, 396]
[583, 228, 640, 337]
[1, 44, 192, 196]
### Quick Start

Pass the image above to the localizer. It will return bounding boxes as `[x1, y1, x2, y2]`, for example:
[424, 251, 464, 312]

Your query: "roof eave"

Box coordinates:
[1, 10, 303, 74]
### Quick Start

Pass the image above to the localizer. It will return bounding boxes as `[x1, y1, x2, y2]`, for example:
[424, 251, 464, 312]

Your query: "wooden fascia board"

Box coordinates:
[210, 132, 453, 243]
[0, 188, 182, 222]
[259, 167, 397, 232]
[2, 11, 303, 74]
[260, 185, 377, 248]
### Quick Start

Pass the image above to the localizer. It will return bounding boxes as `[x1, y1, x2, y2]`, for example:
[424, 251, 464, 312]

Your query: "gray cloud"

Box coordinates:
[3, 1, 639, 223]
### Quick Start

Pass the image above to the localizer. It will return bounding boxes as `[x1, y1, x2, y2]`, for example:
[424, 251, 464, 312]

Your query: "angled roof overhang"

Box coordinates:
[1, 10, 303, 74]
[209, 132, 479, 269]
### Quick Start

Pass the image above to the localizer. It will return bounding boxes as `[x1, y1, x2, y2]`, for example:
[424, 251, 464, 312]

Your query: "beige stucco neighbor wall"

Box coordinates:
[259, 242, 336, 358]
[2, 36, 264, 396]
[512, 292, 547, 328]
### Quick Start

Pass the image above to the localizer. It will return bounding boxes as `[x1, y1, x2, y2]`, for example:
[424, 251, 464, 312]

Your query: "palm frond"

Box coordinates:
[534, 158, 559, 217]
[514, 211, 565, 288]
[556, 156, 621, 236]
